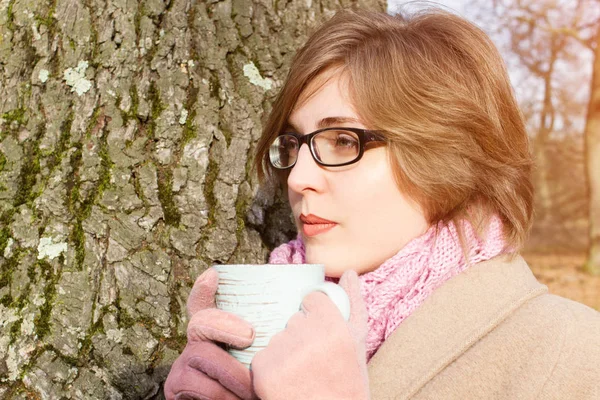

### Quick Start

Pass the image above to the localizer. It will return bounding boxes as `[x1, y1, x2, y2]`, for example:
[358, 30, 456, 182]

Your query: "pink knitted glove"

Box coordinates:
[251, 270, 369, 399]
[164, 268, 257, 400]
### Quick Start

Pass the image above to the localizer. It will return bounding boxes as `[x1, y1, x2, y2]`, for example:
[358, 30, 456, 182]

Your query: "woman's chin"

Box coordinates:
[323, 264, 348, 279]
[305, 250, 357, 278]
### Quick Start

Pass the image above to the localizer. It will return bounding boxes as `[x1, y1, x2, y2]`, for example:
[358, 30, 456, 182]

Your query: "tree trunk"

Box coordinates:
[0, 0, 385, 398]
[584, 27, 600, 276]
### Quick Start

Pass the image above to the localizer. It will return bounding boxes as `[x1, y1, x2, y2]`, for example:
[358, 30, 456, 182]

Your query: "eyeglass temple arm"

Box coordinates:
[365, 131, 386, 142]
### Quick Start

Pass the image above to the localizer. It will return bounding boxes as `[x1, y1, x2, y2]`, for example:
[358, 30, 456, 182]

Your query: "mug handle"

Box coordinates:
[307, 282, 351, 321]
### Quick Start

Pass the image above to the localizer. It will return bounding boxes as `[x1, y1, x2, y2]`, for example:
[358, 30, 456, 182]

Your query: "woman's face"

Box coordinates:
[286, 71, 429, 277]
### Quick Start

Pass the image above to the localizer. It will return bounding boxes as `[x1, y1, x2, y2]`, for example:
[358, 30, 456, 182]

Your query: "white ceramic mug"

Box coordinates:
[212, 264, 350, 368]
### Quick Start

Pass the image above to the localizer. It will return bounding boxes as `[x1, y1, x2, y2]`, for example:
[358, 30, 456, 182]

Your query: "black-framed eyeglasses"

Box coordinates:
[269, 127, 386, 169]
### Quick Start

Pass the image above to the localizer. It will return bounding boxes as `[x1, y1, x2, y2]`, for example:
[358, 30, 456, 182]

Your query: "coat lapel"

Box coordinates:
[367, 254, 548, 399]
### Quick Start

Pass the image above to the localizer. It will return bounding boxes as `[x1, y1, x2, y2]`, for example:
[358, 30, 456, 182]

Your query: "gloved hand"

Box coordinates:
[164, 268, 257, 400]
[251, 270, 369, 400]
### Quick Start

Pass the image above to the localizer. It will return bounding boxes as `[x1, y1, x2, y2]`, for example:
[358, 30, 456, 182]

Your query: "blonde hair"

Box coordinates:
[254, 8, 534, 251]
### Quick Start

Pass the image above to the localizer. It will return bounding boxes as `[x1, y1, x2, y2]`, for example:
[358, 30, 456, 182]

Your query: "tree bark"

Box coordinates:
[584, 26, 600, 275]
[0, 0, 385, 398]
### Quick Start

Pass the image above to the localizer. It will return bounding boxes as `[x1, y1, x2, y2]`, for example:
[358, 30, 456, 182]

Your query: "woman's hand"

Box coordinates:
[164, 268, 257, 400]
[251, 270, 369, 400]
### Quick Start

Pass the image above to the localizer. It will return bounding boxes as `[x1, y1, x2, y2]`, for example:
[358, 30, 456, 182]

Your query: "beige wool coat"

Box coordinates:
[367, 254, 600, 399]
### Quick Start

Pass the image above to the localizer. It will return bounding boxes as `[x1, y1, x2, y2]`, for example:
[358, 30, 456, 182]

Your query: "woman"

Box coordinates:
[165, 8, 600, 399]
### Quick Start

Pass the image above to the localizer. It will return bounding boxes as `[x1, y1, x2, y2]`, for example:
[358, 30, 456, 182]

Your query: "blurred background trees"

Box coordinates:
[459, 0, 600, 274]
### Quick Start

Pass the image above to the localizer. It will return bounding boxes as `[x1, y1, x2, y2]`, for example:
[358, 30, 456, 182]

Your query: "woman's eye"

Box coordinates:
[335, 134, 358, 148]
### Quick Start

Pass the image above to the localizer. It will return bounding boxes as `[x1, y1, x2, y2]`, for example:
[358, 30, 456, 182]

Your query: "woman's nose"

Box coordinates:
[287, 144, 327, 194]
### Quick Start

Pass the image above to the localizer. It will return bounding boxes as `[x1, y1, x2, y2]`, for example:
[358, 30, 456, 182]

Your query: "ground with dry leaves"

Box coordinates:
[523, 252, 600, 311]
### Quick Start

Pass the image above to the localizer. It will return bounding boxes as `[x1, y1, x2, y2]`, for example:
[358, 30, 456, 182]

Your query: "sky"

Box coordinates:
[387, 0, 470, 17]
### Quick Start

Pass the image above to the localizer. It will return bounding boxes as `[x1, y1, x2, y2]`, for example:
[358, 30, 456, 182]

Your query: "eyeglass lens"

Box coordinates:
[269, 129, 361, 168]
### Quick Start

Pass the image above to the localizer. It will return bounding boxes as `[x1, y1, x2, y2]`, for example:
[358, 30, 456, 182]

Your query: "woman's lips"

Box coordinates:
[303, 223, 336, 237]
[300, 214, 337, 237]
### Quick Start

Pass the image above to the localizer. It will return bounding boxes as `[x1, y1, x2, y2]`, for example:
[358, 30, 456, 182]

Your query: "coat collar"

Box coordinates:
[367, 254, 548, 399]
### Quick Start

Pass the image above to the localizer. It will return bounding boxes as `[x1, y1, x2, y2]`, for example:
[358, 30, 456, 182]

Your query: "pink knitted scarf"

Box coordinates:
[268, 216, 506, 360]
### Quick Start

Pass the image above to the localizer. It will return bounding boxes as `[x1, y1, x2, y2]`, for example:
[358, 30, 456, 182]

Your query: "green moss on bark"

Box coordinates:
[34, 0, 57, 30]
[9, 318, 22, 342]
[156, 167, 181, 227]
[121, 85, 140, 126]
[0, 210, 13, 255]
[76, 311, 105, 363]
[47, 110, 74, 173]
[6, 0, 16, 32]
[164, 334, 187, 352]
[1, 107, 27, 142]
[203, 156, 219, 227]
[84, 107, 102, 140]
[13, 125, 43, 208]
[235, 193, 247, 238]
[221, 125, 232, 147]
[131, 167, 148, 207]
[33, 257, 60, 339]
[209, 74, 221, 99]
[115, 297, 136, 329]
[0, 294, 11, 306]
[0, 151, 7, 172]
[130, 85, 140, 118]
[181, 82, 199, 145]
[66, 143, 82, 213]
[147, 82, 165, 140]
[69, 114, 113, 270]
[1, 108, 26, 125]
[134, 2, 144, 46]
[71, 221, 85, 271]
[0, 247, 22, 295]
